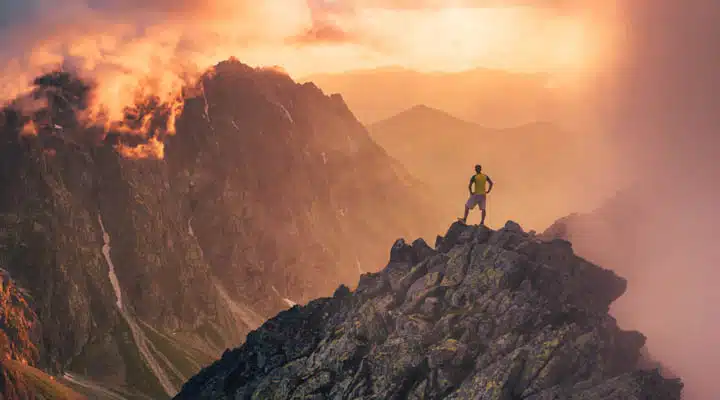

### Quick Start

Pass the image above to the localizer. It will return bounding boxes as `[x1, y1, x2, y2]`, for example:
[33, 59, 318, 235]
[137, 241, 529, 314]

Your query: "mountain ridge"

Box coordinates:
[370, 104, 491, 135]
[303, 67, 554, 126]
[174, 220, 683, 399]
[367, 105, 614, 231]
[0, 58, 443, 398]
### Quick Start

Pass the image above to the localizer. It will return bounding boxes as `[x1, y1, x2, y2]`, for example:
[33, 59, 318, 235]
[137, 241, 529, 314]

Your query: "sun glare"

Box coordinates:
[0, 0, 614, 145]
[274, 5, 605, 79]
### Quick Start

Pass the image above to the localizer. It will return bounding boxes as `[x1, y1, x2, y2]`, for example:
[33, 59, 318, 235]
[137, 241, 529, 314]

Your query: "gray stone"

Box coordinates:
[175, 221, 684, 400]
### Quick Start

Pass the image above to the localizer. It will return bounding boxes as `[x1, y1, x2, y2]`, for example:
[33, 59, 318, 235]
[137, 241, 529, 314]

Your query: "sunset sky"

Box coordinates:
[0, 1, 601, 77]
[2, 1, 720, 399]
[0, 0, 615, 111]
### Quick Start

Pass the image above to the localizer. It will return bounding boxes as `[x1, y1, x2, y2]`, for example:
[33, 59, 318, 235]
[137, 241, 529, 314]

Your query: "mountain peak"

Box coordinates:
[175, 220, 683, 400]
[0, 57, 442, 398]
[370, 104, 484, 135]
[401, 104, 465, 120]
[407, 103, 438, 112]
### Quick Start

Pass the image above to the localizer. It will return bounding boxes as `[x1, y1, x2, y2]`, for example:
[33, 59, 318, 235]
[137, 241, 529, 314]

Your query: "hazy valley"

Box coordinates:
[303, 67, 556, 127]
[366, 104, 618, 232]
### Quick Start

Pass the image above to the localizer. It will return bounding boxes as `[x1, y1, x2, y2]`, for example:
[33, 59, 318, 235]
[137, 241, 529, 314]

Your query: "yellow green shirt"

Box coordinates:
[472, 173, 488, 195]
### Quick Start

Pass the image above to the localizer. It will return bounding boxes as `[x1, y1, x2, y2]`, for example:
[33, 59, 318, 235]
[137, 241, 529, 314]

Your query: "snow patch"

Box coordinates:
[63, 373, 126, 400]
[201, 81, 215, 134]
[356, 258, 364, 274]
[98, 216, 122, 310]
[274, 101, 294, 124]
[272, 286, 297, 308]
[98, 214, 179, 396]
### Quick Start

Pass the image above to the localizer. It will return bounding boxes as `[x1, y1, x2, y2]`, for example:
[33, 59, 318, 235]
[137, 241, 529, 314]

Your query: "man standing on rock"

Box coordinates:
[460, 164, 493, 225]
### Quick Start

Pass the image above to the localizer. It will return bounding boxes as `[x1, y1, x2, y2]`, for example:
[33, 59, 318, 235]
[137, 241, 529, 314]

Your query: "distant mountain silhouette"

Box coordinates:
[368, 105, 615, 231]
[372, 104, 492, 136]
[303, 67, 556, 127]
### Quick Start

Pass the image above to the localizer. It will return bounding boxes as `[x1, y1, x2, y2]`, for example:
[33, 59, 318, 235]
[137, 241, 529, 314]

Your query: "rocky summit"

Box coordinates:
[175, 221, 683, 400]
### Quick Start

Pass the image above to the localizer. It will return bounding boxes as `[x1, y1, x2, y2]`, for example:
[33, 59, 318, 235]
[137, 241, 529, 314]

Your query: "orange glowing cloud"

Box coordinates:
[0, 0, 612, 159]
[115, 136, 165, 160]
[0, 0, 605, 87]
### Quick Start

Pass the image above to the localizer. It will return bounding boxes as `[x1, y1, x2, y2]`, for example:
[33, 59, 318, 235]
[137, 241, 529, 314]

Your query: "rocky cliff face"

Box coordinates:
[0, 74, 243, 398]
[165, 60, 438, 311]
[174, 221, 683, 399]
[0, 59, 440, 398]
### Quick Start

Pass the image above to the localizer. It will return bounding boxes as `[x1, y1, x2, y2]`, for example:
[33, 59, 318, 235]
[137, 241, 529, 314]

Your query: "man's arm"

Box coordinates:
[486, 175, 494, 194]
[468, 176, 475, 194]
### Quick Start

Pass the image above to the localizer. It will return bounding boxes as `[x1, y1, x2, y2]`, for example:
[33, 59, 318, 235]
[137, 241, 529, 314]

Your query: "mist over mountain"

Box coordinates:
[303, 67, 556, 127]
[368, 104, 617, 231]
[551, 1, 720, 399]
[544, 183, 720, 400]
[0, 58, 442, 398]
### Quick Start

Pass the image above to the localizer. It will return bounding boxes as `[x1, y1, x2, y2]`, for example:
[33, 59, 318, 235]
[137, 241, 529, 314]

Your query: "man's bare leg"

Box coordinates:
[460, 206, 470, 223]
[480, 208, 487, 226]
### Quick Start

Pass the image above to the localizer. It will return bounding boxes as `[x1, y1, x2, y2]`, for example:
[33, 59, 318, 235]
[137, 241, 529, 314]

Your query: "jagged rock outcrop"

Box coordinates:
[0, 59, 441, 397]
[0, 270, 38, 367]
[175, 221, 683, 400]
[0, 270, 81, 399]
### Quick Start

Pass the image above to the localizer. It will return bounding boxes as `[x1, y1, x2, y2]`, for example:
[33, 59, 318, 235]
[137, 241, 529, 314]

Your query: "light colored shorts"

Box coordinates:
[465, 193, 487, 210]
